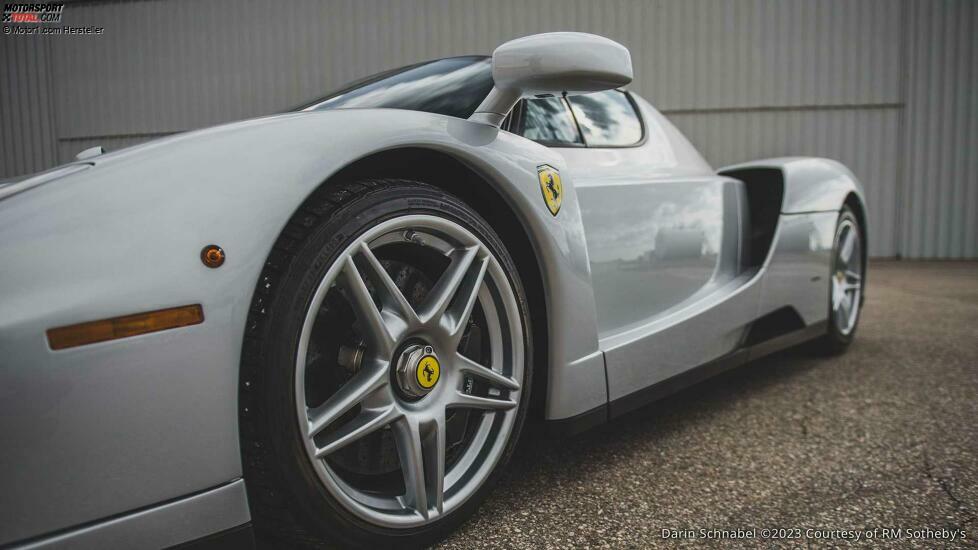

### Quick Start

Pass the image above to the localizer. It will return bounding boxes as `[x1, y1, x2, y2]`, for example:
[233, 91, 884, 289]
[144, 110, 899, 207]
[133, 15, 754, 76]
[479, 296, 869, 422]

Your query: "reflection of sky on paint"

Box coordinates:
[583, 182, 723, 263]
[569, 91, 642, 146]
[306, 57, 493, 120]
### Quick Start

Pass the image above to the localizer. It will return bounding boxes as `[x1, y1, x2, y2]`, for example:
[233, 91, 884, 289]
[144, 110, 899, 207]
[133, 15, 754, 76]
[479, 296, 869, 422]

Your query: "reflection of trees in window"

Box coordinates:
[522, 98, 583, 144]
[569, 91, 642, 146]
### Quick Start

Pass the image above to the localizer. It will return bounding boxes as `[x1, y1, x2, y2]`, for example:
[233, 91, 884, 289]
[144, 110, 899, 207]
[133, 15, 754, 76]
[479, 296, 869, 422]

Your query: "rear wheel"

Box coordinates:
[814, 206, 864, 354]
[240, 179, 532, 548]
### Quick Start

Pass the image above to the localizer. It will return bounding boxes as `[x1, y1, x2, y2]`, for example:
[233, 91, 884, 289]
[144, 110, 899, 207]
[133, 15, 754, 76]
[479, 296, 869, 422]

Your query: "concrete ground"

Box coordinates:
[438, 261, 978, 549]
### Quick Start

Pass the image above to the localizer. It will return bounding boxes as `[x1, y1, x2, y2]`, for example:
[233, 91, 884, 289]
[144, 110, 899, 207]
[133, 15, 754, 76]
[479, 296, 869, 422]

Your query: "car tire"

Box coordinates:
[812, 205, 864, 355]
[239, 178, 532, 549]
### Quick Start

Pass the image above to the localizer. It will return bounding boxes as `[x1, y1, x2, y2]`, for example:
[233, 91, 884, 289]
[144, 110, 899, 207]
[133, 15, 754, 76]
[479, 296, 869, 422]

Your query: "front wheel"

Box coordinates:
[240, 179, 532, 548]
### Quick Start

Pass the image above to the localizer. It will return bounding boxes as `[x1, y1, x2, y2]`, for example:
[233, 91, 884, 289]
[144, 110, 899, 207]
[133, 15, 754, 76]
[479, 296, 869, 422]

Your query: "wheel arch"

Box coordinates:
[297, 147, 552, 421]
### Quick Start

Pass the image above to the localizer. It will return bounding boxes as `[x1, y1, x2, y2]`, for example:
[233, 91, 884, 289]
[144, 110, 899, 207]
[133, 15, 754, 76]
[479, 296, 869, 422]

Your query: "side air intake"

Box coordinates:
[720, 167, 784, 268]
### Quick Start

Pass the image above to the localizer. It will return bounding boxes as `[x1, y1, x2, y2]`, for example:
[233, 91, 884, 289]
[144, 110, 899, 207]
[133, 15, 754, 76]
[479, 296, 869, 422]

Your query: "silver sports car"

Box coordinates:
[0, 33, 866, 548]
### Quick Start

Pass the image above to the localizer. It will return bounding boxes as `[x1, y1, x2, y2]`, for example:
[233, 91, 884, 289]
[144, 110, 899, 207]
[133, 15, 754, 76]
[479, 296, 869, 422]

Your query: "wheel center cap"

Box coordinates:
[395, 344, 440, 398]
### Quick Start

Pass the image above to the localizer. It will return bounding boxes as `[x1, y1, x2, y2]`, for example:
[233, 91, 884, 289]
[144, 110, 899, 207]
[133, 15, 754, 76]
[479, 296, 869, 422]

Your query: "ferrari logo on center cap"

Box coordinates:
[537, 164, 562, 216]
[416, 354, 440, 389]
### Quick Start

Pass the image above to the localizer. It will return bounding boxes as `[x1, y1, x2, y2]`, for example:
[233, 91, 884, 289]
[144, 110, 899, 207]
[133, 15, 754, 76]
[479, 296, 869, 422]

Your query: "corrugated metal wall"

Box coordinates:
[1, 0, 975, 258]
[901, 0, 977, 258]
[0, 37, 59, 178]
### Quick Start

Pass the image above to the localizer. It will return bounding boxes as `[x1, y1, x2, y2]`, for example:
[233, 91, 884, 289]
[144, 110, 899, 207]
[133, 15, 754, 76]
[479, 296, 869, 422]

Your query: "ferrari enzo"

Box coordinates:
[0, 33, 867, 548]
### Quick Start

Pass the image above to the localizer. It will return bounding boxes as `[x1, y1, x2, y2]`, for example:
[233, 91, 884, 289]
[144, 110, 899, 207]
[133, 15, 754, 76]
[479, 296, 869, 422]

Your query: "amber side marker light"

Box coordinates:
[201, 244, 225, 268]
[47, 304, 204, 351]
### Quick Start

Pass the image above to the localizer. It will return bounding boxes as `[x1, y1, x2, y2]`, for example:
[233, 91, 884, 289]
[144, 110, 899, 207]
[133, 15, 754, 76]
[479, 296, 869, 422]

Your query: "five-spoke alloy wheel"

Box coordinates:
[241, 180, 532, 548]
[297, 214, 524, 526]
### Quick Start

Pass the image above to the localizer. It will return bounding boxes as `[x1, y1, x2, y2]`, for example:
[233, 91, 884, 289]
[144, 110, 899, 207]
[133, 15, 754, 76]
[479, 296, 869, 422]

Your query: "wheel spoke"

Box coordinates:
[839, 228, 856, 264]
[342, 257, 397, 356]
[444, 256, 489, 342]
[449, 390, 517, 411]
[418, 246, 485, 331]
[832, 277, 845, 311]
[845, 269, 862, 282]
[306, 362, 389, 437]
[314, 406, 400, 458]
[392, 414, 446, 518]
[838, 293, 853, 322]
[456, 353, 520, 391]
[354, 242, 420, 326]
[423, 415, 446, 515]
[392, 417, 426, 519]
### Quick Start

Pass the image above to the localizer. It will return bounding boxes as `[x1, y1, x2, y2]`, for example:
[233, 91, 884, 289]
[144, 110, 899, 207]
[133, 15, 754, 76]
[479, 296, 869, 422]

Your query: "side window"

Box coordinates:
[567, 90, 643, 147]
[517, 97, 583, 146]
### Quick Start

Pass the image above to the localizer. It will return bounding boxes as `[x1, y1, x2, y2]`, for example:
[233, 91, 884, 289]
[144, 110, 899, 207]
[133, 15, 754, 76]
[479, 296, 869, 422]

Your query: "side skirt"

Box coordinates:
[12, 480, 251, 550]
[547, 321, 828, 435]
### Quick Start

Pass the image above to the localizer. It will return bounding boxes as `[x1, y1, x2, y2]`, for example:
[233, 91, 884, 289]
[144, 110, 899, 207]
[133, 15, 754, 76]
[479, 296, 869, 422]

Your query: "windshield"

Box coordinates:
[296, 56, 493, 119]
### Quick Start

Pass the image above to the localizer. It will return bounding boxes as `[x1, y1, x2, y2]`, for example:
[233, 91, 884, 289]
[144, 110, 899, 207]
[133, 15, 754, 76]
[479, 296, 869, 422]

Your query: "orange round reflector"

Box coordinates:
[201, 244, 225, 268]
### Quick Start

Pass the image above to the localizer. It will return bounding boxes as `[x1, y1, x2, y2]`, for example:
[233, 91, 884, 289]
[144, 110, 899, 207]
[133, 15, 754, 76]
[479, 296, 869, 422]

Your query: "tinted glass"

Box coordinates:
[520, 97, 583, 145]
[298, 56, 493, 119]
[568, 90, 643, 146]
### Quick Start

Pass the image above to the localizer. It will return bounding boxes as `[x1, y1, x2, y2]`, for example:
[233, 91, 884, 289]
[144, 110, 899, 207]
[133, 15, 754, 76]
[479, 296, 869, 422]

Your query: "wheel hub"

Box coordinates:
[394, 344, 441, 398]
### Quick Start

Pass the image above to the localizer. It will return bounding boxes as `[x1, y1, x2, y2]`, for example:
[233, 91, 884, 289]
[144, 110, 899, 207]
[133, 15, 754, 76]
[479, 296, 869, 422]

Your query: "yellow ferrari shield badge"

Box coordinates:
[537, 164, 562, 216]
[416, 355, 440, 389]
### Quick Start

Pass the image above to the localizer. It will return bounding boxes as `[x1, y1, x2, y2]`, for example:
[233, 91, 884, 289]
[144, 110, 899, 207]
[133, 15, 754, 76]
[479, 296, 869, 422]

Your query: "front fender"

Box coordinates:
[0, 109, 603, 544]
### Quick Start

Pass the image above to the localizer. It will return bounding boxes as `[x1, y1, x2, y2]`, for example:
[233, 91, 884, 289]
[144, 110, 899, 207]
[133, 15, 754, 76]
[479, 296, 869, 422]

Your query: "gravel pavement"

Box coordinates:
[437, 261, 978, 548]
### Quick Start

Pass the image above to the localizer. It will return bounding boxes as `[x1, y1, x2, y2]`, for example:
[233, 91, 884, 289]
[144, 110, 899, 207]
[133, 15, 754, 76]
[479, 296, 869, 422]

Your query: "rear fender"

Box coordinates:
[719, 156, 865, 214]
[720, 157, 868, 328]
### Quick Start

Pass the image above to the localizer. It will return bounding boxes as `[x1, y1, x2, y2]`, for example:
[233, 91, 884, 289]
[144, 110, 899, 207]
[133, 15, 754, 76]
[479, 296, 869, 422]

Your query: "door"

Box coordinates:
[516, 91, 760, 402]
